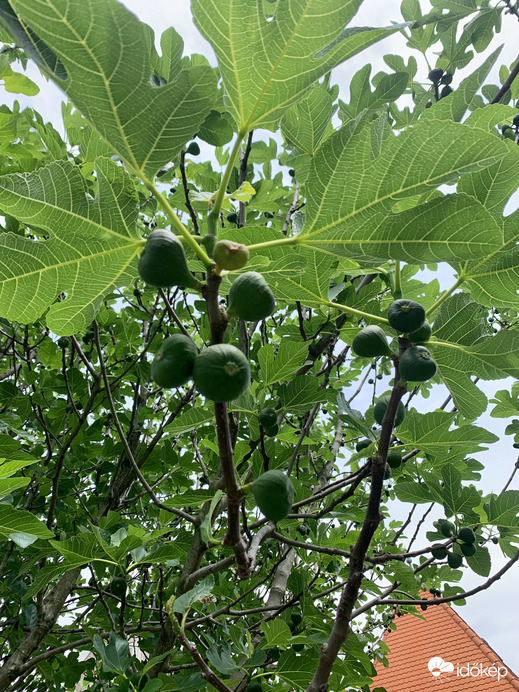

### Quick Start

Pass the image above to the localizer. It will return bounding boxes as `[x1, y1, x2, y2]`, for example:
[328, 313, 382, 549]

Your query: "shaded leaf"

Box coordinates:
[0, 0, 218, 178]
[93, 631, 130, 673]
[298, 118, 506, 263]
[0, 157, 142, 334]
[192, 0, 401, 131]
[0, 504, 54, 545]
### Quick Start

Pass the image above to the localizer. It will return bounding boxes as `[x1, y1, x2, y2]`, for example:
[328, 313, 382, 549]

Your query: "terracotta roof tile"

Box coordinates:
[372, 595, 519, 691]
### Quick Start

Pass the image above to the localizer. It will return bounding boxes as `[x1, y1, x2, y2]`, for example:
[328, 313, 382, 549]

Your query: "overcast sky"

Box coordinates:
[2, 0, 519, 678]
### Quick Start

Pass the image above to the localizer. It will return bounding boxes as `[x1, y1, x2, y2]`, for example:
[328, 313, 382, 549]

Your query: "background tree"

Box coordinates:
[1, 1, 519, 691]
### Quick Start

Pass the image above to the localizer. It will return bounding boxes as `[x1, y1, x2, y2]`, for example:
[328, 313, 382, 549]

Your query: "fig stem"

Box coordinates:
[247, 235, 300, 252]
[207, 129, 248, 237]
[144, 180, 213, 268]
[319, 298, 390, 326]
[394, 260, 402, 298]
[426, 274, 465, 317]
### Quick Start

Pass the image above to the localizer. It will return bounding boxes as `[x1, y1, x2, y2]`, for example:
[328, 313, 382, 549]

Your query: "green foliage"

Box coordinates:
[0, 1, 518, 690]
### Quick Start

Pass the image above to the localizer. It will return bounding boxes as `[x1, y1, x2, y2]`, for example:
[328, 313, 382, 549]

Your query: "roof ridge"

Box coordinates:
[372, 593, 519, 690]
[439, 599, 519, 689]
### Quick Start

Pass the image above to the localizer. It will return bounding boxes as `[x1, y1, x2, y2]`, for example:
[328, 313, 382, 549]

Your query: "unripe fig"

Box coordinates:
[356, 439, 372, 452]
[387, 299, 426, 334]
[352, 325, 392, 358]
[447, 551, 463, 568]
[213, 240, 250, 270]
[259, 407, 277, 428]
[439, 520, 455, 538]
[458, 527, 476, 545]
[460, 542, 476, 557]
[408, 321, 432, 343]
[399, 345, 437, 382]
[228, 271, 276, 321]
[428, 67, 444, 83]
[186, 141, 200, 155]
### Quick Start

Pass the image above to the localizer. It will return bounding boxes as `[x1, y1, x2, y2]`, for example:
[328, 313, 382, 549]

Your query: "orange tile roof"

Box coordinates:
[372, 595, 519, 691]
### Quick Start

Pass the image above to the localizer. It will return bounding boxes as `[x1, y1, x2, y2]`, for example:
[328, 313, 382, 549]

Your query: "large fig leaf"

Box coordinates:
[0, 0, 217, 179]
[444, 106, 519, 308]
[297, 118, 507, 264]
[428, 294, 519, 419]
[0, 158, 141, 334]
[192, 0, 402, 131]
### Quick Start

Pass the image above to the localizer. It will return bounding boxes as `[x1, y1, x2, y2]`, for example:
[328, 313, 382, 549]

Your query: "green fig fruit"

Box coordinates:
[387, 299, 426, 334]
[151, 334, 198, 388]
[253, 470, 294, 521]
[352, 325, 392, 358]
[373, 395, 406, 427]
[213, 239, 249, 270]
[138, 229, 201, 290]
[228, 271, 276, 321]
[193, 344, 250, 402]
[399, 345, 437, 382]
